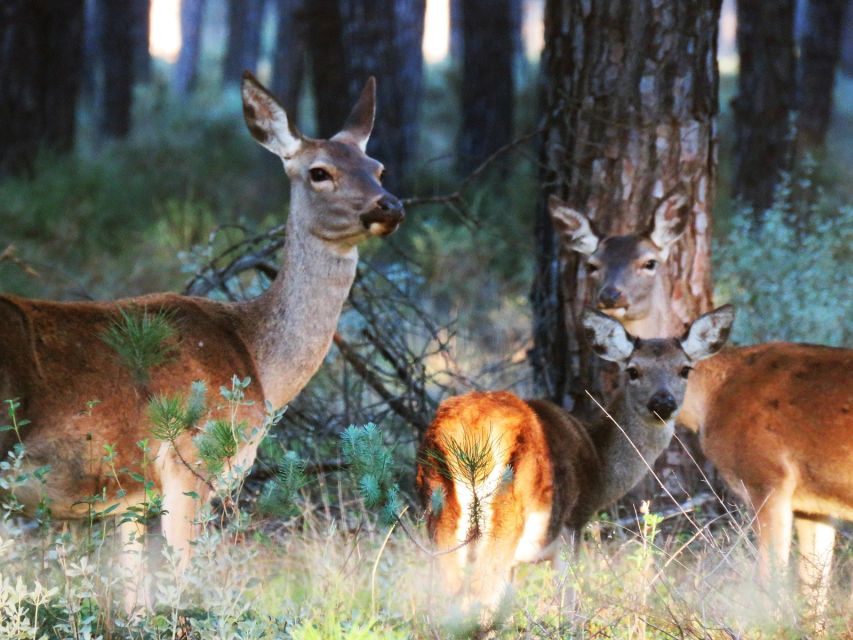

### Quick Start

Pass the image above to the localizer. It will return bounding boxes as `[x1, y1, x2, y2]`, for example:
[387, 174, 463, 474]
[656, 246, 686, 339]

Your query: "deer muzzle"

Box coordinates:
[361, 195, 405, 236]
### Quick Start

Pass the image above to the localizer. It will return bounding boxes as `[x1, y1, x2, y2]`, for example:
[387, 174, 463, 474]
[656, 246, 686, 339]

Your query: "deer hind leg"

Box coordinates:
[158, 448, 204, 572]
[795, 516, 835, 630]
[753, 488, 794, 585]
[117, 518, 150, 614]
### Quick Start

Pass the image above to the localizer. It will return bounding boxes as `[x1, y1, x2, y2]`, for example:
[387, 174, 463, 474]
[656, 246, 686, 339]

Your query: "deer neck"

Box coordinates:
[244, 194, 358, 410]
[620, 277, 683, 340]
[590, 393, 675, 511]
[677, 349, 736, 433]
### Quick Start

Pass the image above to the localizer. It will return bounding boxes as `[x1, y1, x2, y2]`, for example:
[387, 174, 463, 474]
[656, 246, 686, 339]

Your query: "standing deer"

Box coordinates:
[416, 306, 733, 611]
[0, 72, 404, 609]
[549, 195, 853, 618]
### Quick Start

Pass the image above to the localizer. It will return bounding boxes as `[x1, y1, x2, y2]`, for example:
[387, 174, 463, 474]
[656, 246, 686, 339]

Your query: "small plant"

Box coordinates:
[101, 307, 178, 383]
[149, 380, 208, 443]
[259, 451, 308, 518]
[341, 423, 402, 526]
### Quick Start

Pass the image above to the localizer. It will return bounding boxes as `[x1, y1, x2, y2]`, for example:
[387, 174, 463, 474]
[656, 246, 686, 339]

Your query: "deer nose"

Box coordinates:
[647, 391, 678, 421]
[377, 194, 404, 214]
[360, 194, 405, 235]
[598, 286, 624, 308]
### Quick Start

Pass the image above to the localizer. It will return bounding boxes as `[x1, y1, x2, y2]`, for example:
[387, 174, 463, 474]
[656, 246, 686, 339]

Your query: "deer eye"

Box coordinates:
[680, 366, 692, 379]
[626, 366, 640, 381]
[642, 259, 657, 271]
[309, 167, 332, 182]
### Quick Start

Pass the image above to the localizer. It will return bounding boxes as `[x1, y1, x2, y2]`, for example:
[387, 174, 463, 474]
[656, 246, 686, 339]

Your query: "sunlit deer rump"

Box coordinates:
[416, 306, 732, 613]
[549, 195, 853, 621]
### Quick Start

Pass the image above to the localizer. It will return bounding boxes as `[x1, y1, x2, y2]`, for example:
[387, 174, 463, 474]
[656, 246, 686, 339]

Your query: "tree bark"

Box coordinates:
[457, 0, 515, 173]
[300, 0, 349, 136]
[223, 0, 265, 84]
[530, 0, 719, 410]
[271, 0, 306, 118]
[797, 0, 848, 148]
[99, 0, 136, 138]
[339, 0, 426, 189]
[0, 0, 85, 177]
[173, 0, 207, 95]
[731, 0, 796, 212]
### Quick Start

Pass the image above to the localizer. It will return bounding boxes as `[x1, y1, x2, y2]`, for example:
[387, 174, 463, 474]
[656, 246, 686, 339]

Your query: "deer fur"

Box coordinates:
[416, 307, 733, 611]
[0, 72, 404, 610]
[550, 196, 853, 618]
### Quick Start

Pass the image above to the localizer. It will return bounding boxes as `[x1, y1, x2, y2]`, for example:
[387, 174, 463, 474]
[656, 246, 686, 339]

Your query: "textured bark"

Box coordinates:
[301, 0, 349, 136]
[173, 0, 207, 95]
[797, 0, 848, 148]
[223, 0, 265, 83]
[732, 0, 796, 211]
[339, 0, 426, 188]
[271, 0, 306, 117]
[0, 0, 84, 177]
[530, 0, 719, 410]
[99, 0, 135, 138]
[457, 0, 515, 173]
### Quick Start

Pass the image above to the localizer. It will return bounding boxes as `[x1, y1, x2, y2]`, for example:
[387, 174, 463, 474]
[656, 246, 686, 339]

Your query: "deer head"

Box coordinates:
[550, 194, 689, 323]
[241, 72, 404, 247]
[582, 305, 733, 423]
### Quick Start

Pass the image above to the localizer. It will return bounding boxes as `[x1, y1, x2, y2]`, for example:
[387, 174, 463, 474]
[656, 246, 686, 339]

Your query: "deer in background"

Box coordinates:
[416, 306, 733, 612]
[550, 195, 853, 619]
[0, 72, 404, 610]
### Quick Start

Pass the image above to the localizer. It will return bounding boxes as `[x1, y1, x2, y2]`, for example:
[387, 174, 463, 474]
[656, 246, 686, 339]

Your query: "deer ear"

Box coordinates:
[649, 193, 690, 258]
[581, 308, 635, 363]
[681, 305, 735, 361]
[241, 71, 303, 158]
[334, 77, 376, 152]
[549, 195, 600, 255]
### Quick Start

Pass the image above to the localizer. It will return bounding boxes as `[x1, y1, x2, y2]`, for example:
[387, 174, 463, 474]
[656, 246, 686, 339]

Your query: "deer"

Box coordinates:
[548, 194, 853, 620]
[0, 72, 404, 610]
[416, 306, 733, 613]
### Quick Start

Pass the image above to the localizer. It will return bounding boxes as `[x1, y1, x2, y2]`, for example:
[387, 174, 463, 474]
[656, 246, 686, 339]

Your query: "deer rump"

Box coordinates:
[416, 391, 600, 595]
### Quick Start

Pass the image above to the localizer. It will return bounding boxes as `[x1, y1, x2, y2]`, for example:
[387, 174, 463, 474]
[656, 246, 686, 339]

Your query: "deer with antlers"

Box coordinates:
[549, 195, 852, 619]
[0, 72, 404, 610]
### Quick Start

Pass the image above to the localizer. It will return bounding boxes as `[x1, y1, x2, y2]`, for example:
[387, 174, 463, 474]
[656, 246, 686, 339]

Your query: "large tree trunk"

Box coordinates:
[797, 0, 848, 148]
[456, 0, 515, 173]
[300, 0, 348, 136]
[530, 0, 719, 410]
[339, 0, 426, 189]
[0, 0, 85, 177]
[271, 0, 306, 118]
[223, 0, 265, 84]
[99, 0, 136, 138]
[173, 0, 207, 95]
[731, 0, 796, 212]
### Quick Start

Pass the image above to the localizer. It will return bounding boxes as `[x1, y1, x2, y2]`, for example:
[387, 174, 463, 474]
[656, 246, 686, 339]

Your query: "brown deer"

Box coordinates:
[416, 306, 733, 612]
[549, 195, 853, 617]
[0, 72, 404, 609]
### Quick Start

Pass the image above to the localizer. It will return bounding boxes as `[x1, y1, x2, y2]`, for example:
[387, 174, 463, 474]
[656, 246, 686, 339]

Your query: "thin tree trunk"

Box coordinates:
[457, 0, 515, 174]
[99, 0, 135, 138]
[173, 0, 207, 95]
[223, 0, 265, 83]
[797, 0, 848, 148]
[732, 0, 796, 211]
[0, 0, 85, 177]
[339, 0, 426, 188]
[302, 0, 348, 136]
[271, 0, 306, 118]
[530, 0, 719, 409]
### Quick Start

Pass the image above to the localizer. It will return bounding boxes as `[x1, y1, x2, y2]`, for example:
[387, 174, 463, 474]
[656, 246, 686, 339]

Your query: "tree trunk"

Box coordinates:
[797, 0, 848, 148]
[731, 0, 796, 211]
[223, 0, 265, 84]
[530, 0, 719, 410]
[842, 0, 853, 76]
[271, 0, 306, 118]
[339, 0, 426, 189]
[173, 0, 207, 95]
[0, 0, 85, 177]
[450, 0, 463, 63]
[131, 0, 151, 83]
[99, 0, 135, 138]
[457, 0, 515, 173]
[301, 0, 349, 136]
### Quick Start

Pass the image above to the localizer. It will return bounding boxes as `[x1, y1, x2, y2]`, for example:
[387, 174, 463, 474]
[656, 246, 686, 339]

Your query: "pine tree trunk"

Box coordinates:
[0, 0, 84, 177]
[302, 0, 349, 136]
[530, 0, 719, 409]
[223, 0, 265, 84]
[457, 0, 515, 173]
[797, 0, 848, 148]
[99, 0, 135, 138]
[173, 0, 207, 95]
[271, 0, 306, 117]
[339, 0, 426, 188]
[731, 0, 796, 211]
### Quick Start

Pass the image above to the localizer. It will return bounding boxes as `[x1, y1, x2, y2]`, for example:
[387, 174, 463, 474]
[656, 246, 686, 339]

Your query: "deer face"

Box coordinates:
[241, 73, 404, 246]
[582, 305, 734, 424]
[549, 195, 690, 322]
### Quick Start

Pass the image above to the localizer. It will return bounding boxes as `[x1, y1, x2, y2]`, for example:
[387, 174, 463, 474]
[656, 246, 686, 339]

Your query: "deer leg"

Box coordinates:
[158, 449, 203, 572]
[117, 518, 149, 614]
[795, 517, 835, 629]
[754, 489, 794, 584]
